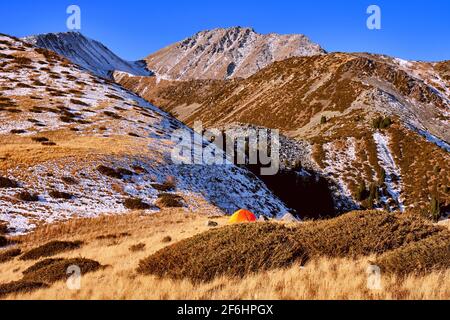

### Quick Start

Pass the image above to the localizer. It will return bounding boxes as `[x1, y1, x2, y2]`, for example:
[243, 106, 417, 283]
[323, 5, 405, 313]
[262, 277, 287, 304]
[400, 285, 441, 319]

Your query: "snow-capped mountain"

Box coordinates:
[22, 32, 152, 79]
[117, 52, 450, 217]
[0, 33, 289, 234]
[145, 27, 326, 80]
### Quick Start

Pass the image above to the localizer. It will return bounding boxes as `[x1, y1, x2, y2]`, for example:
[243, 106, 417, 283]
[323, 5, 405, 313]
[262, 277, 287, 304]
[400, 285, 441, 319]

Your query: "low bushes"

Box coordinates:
[123, 198, 151, 210]
[97, 165, 134, 180]
[294, 210, 444, 258]
[151, 177, 177, 192]
[138, 223, 306, 283]
[49, 190, 73, 200]
[61, 176, 78, 185]
[10, 129, 26, 134]
[17, 191, 39, 202]
[103, 111, 122, 119]
[0, 236, 7, 247]
[137, 211, 448, 283]
[22, 258, 102, 284]
[0, 177, 19, 188]
[373, 116, 393, 130]
[129, 243, 146, 252]
[20, 241, 83, 261]
[0, 222, 7, 234]
[156, 193, 184, 208]
[70, 99, 89, 107]
[0, 249, 21, 263]
[0, 281, 48, 298]
[377, 232, 450, 276]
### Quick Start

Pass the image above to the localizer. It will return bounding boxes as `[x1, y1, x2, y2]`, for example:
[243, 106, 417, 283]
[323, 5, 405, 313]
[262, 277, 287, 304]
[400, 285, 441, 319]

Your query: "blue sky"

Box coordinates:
[1, 0, 449, 61]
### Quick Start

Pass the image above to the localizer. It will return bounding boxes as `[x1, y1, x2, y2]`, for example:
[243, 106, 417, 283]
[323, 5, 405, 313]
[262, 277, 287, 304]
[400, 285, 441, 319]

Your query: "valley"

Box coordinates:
[0, 25, 449, 301]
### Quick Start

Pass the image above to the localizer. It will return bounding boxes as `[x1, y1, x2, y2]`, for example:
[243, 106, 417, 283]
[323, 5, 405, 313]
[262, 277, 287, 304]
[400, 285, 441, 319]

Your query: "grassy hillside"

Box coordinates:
[0, 209, 448, 300]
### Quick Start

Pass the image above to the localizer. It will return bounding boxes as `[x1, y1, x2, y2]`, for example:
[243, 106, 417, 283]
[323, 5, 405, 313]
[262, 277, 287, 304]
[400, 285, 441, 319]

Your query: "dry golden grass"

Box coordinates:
[0, 133, 148, 171]
[0, 210, 448, 300]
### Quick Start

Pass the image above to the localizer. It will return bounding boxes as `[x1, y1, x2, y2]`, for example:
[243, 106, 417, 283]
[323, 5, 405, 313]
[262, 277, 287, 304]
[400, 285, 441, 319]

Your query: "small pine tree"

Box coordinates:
[378, 169, 386, 184]
[373, 116, 392, 130]
[430, 195, 441, 221]
[320, 116, 327, 125]
[380, 117, 393, 129]
[368, 183, 379, 208]
[356, 181, 368, 201]
[372, 116, 383, 129]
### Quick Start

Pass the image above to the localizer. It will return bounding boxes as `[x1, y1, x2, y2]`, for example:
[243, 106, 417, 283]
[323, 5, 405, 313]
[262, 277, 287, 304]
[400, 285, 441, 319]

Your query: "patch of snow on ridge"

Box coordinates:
[373, 132, 405, 212]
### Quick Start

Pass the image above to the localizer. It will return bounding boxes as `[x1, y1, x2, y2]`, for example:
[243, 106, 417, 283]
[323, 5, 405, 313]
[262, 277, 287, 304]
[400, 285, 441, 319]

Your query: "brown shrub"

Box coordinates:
[377, 232, 450, 276]
[129, 243, 146, 252]
[97, 165, 124, 179]
[22, 258, 102, 284]
[49, 190, 73, 200]
[123, 198, 151, 210]
[132, 165, 148, 174]
[42, 141, 57, 146]
[156, 193, 184, 208]
[20, 241, 83, 261]
[151, 177, 177, 192]
[0, 281, 48, 298]
[117, 168, 134, 176]
[70, 99, 89, 107]
[0, 249, 21, 263]
[14, 56, 32, 65]
[31, 137, 49, 143]
[161, 236, 172, 243]
[59, 115, 76, 123]
[128, 132, 141, 138]
[0, 177, 19, 188]
[105, 93, 123, 100]
[10, 129, 26, 134]
[138, 211, 447, 283]
[295, 210, 446, 258]
[0, 236, 7, 247]
[32, 80, 45, 87]
[103, 111, 122, 119]
[0, 222, 7, 234]
[96, 233, 131, 240]
[61, 176, 78, 185]
[137, 223, 307, 283]
[17, 191, 39, 202]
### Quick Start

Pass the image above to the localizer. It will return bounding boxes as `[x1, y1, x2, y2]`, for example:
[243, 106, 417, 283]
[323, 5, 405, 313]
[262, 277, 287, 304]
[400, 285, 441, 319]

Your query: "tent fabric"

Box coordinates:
[229, 209, 257, 224]
[280, 212, 300, 223]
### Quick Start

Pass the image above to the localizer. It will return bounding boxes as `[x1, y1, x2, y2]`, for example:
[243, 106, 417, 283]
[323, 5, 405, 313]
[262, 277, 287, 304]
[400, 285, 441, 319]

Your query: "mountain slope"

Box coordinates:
[22, 32, 151, 79]
[0, 33, 289, 234]
[146, 27, 326, 80]
[116, 53, 450, 217]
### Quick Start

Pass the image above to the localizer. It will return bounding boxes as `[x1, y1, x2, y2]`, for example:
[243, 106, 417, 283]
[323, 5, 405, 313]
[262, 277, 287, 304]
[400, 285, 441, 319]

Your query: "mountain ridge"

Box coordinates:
[116, 52, 450, 217]
[145, 26, 326, 80]
[22, 31, 152, 79]
[0, 33, 290, 234]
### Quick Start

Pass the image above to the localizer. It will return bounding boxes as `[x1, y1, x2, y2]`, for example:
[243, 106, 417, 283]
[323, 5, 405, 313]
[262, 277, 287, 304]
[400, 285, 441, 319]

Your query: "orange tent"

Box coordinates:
[229, 209, 257, 224]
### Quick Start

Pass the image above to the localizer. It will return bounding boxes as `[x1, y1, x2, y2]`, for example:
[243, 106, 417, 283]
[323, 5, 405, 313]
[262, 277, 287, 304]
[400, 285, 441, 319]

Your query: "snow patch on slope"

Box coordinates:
[322, 138, 359, 211]
[373, 132, 405, 212]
